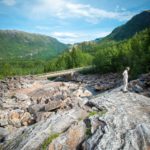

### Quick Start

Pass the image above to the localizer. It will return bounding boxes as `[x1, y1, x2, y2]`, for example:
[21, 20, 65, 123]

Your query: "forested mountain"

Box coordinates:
[73, 10, 150, 55]
[0, 30, 68, 59]
[103, 10, 150, 41]
[93, 28, 150, 77]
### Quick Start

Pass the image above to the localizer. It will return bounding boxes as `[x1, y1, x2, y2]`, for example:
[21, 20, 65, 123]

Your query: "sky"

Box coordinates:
[0, 0, 150, 44]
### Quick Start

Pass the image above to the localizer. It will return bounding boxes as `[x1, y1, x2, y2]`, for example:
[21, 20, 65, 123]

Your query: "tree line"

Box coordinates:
[93, 28, 150, 78]
[0, 28, 149, 79]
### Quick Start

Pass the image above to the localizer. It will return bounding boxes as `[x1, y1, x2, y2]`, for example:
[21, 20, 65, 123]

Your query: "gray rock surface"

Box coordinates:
[84, 88, 150, 150]
[0, 73, 150, 150]
[129, 73, 150, 97]
[12, 93, 29, 101]
[48, 121, 86, 150]
[2, 109, 86, 150]
[0, 128, 8, 142]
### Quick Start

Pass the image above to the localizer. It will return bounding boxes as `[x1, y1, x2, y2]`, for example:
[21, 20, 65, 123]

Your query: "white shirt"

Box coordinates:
[123, 70, 128, 79]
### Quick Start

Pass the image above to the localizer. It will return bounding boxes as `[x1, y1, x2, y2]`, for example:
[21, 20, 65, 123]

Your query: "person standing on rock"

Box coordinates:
[122, 67, 130, 92]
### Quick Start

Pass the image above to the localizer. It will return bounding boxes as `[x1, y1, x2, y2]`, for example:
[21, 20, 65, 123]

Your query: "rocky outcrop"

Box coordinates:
[0, 73, 150, 150]
[48, 121, 86, 150]
[2, 109, 87, 150]
[56, 73, 122, 93]
[83, 87, 150, 150]
[0, 75, 93, 148]
[129, 73, 150, 97]
[0, 77, 91, 127]
[0, 76, 34, 92]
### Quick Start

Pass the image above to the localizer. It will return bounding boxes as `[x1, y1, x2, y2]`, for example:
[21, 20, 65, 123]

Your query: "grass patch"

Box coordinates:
[86, 127, 92, 137]
[84, 118, 92, 138]
[88, 111, 98, 117]
[41, 133, 60, 150]
[88, 109, 107, 117]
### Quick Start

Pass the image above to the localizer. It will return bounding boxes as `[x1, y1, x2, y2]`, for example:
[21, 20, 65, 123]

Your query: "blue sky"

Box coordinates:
[0, 0, 150, 44]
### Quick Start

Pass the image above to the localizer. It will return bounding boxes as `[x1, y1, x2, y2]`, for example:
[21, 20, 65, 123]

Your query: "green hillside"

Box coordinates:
[104, 10, 150, 41]
[0, 30, 68, 59]
[93, 28, 150, 77]
[74, 10, 150, 55]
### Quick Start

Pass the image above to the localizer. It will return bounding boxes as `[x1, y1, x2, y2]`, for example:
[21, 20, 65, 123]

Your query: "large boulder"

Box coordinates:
[45, 101, 62, 111]
[129, 73, 150, 97]
[132, 84, 144, 93]
[20, 112, 35, 126]
[12, 93, 29, 101]
[8, 111, 22, 128]
[73, 88, 92, 97]
[48, 121, 86, 150]
[28, 104, 45, 115]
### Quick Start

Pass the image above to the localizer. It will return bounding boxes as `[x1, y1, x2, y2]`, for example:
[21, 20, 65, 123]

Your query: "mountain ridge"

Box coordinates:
[103, 10, 150, 41]
[73, 10, 150, 56]
[0, 29, 68, 60]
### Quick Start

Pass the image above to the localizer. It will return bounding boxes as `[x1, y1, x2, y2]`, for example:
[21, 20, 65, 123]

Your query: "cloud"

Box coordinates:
[28, 0, 135, 23]
[2, 0, 16, 6]
[52, 32, 79, 39]
[51, 32, 83, 43]
[8, 23, 110, 44]
[115, 5, 127, 12]
[51, 31, 110, 44]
